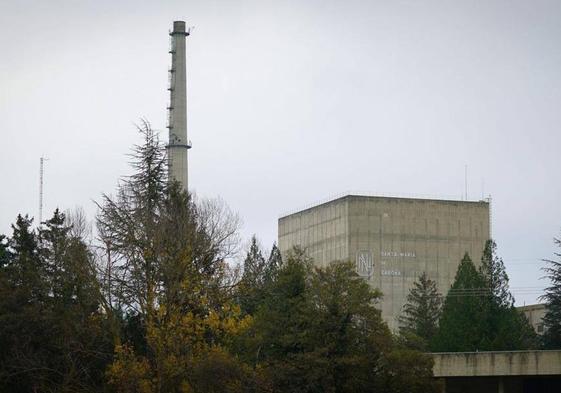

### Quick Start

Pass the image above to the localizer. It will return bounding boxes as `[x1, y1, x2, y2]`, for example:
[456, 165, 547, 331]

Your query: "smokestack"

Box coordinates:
[167, 20, 191, 191]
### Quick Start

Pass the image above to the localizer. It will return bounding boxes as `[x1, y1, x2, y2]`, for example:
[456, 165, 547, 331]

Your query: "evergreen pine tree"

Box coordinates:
[479, 240, 537, 350]
[39, 209, 100, 312]
[0, 215, 51, 392]
[238, 236, 267, 315]
[398, 272, 442, 349]
[433, 250, 536, 352]
[1, 211, 112, 392]
[242, 236, 267, 286]
[7, 215, 46, 301]
[39, 209, 71, 302]
[0, 235, 11, 269]
[541, 237, 561, 348]
[43, 210, 111, 390]
[263, 242, 283, 285]
[251, 247, 312, 364]
[480, 240, 514, 308]
[431, 253, 490, 351]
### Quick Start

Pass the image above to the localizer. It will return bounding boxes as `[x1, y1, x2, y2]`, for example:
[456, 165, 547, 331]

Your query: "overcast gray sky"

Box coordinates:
[1, 0, 560, 305]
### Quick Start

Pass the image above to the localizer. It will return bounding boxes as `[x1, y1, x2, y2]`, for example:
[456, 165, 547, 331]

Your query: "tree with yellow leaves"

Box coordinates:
[97, 122, 254, 392]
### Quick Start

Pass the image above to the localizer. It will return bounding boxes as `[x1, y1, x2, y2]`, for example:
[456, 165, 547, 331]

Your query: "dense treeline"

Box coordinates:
[236, 242, 436, 393]
[0, 211, 112, 392]
[2, 123, 560, 391]
[0, 124, 437, 392]
[398, 241, 540, 352]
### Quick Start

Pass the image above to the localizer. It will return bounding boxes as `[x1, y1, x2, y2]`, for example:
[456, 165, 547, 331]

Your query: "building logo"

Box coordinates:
[356, 250, 373, 277]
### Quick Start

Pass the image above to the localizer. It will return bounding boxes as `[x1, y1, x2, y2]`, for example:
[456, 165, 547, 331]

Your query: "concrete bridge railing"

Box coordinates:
[432, 350, 561, 377]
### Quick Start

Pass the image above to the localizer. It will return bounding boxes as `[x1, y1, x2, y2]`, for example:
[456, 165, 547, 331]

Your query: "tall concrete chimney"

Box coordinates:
[167, 20, 191, 191]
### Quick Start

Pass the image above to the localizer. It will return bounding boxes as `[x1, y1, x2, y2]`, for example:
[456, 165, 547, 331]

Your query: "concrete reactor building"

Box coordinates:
[278, 195, 491, 329]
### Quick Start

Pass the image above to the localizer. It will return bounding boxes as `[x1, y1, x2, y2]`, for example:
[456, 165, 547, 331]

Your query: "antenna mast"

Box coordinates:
[464, 164, 468, 201]
[39, 156, 48, 224]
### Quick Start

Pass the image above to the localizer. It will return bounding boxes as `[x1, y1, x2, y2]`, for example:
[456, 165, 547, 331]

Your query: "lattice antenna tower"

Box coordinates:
[39, 156, 49, 224]
[487, 194, 493, 239]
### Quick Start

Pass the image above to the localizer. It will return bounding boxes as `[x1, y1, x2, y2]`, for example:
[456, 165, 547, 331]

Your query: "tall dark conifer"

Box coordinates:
[263, 243, 283, 285]
[399, 272, 442, 349]
[0, 215, 51, 392]
[479, 240, 536, 350]
[1, 211, 112, 392]
[238, 236, 267, 315]
[7, 215, 45, 301]
[433, 249, 536, 352]
[480, 240, 513, 308]
[0, 235, 11, 268]
[242, 236, 267, 286]
[39, 209, 71, 302]
[431, 253, 490, 351]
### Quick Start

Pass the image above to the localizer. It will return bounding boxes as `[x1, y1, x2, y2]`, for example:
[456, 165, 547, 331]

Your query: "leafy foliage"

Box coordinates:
[97, 122, 251, 392]
[242, 248, 438, 393]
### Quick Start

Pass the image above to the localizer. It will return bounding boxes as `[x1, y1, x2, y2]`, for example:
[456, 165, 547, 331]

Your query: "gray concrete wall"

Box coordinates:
[279, 195, 490, 329]
[278, 197, 350, 267]
[517, 304, 547, 335]
[347, 196, 490, 328]
[432, 351, 561, 377]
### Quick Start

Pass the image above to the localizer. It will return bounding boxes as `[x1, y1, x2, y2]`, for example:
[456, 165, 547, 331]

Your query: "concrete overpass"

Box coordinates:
[432, 350, 561, 393]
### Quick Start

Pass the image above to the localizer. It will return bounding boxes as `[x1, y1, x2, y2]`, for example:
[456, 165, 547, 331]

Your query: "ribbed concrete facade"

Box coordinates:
[517, 304, 547, 335]
[278, 195, 490, 329]
[432, 350, 561, 393]
[432, 350, 561, 377]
